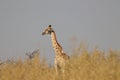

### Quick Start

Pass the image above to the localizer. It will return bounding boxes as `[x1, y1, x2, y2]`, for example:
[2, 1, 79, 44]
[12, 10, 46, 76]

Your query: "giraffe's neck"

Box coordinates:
[51, 31, 63, 55]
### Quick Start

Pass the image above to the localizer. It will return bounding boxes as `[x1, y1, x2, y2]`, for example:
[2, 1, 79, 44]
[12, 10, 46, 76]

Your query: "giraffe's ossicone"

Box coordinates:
[42, 25, 69, 74]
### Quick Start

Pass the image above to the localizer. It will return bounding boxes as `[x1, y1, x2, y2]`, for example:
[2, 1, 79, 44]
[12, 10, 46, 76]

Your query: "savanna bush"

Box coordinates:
[0, 47, 120, 80]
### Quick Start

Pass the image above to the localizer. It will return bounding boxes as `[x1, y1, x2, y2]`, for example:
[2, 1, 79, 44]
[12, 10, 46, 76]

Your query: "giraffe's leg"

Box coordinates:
[55, 64, 58, 74]
[61, 62, 65, 74]
[54, 59, 58, 74]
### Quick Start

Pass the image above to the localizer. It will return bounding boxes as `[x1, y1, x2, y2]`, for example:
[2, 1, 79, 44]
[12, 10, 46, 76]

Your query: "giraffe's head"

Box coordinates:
[42, 25, 54, 35]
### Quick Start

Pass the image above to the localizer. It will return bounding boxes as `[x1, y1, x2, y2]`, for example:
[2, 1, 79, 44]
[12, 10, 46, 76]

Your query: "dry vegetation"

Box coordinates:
[0, 46, 120, 80]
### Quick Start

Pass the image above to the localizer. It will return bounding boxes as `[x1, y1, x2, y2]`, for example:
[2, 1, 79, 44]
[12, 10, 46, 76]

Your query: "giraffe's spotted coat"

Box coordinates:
[42, 25, 69, 74]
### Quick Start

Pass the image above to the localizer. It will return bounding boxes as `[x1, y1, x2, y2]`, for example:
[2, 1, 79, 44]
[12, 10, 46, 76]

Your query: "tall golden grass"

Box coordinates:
[0, 46, 120, 80]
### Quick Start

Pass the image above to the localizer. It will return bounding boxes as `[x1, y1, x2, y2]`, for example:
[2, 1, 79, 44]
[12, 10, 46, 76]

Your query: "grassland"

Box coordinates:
[0, 46, 120, 80]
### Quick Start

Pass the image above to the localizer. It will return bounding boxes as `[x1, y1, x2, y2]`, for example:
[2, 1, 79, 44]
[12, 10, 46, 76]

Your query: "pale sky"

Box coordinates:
[0, 0, 120, 63]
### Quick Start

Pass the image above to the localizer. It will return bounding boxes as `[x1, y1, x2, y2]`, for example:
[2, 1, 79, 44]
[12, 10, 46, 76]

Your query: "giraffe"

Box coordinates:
[42, 25, 69, 74]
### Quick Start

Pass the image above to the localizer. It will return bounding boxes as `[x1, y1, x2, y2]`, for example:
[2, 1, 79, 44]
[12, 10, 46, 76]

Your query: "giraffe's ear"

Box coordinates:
[49, 25, 52, 27]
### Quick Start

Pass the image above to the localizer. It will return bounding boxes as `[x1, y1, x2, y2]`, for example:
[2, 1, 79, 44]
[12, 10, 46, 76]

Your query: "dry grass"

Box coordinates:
[0, 47, 120, 80]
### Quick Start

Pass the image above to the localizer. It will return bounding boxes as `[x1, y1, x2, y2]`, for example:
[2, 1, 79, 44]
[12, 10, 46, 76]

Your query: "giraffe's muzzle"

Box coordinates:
[42, 32, 45, 35]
